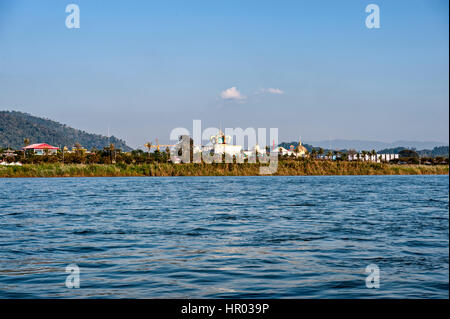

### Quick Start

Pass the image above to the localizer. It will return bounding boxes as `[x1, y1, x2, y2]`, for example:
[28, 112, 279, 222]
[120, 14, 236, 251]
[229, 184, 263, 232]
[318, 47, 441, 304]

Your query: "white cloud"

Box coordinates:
[220, 86, 246, 100]
[260, 88, 284, 94]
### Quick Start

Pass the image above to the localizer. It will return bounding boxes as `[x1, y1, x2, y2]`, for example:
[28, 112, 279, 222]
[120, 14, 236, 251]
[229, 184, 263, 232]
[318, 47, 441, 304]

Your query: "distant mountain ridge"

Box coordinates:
[0, 110, 132, 151]
[303, 139, 448, 152]
[279, 141, 449, 157]
[377, 146, 449, 157]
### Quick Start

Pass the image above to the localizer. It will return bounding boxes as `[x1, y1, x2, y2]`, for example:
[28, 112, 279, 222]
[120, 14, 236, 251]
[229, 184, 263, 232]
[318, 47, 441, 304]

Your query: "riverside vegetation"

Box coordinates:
[1, 146, 448, 177]
[1, 161, 448, 177]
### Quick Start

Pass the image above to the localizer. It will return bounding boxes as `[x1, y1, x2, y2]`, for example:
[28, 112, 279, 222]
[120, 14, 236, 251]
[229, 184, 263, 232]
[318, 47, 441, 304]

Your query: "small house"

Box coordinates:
[23, 143, 59, 155]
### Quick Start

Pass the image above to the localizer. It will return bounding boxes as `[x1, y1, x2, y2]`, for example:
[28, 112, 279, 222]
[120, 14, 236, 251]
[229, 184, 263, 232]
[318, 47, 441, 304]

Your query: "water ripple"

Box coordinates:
[0, 175, 448, 298]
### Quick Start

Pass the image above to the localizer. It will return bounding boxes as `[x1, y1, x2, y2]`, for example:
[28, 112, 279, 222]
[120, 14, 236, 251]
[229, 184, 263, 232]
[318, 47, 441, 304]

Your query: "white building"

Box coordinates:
[278, 146, 297, 157]
[348, 153, 399, 162]
[210, 131, 242, 157]
[243, 144, 266, 158]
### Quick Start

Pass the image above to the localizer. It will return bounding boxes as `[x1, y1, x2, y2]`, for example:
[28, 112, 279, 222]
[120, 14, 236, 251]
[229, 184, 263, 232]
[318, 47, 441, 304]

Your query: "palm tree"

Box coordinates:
[361, 150, 367, 161]
[347, 149, 356, 161]
[318, 148, 324, 159]
[62, 146, 68, 164]
[326, 150, 333, 160]
[144, 142, 153, 153]
[311, 148, 317, 159]
[74, 142, 82, 154]
[370, 149, 377, 162]
[23, 138, 30, 158]
[109, 143, 115, 163]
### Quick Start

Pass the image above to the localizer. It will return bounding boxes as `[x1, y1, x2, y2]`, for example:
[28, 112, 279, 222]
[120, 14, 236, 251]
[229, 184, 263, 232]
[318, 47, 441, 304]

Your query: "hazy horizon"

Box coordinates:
[0, 0, 448, 149]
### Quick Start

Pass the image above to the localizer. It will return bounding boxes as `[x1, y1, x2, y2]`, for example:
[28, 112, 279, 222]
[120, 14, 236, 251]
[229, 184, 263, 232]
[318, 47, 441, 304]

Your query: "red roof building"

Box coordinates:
[23, 143, 59, 155]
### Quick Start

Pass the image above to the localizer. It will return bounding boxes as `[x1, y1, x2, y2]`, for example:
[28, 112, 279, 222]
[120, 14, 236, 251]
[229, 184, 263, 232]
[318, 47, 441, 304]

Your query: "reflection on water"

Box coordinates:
[0, 175, 448, 298]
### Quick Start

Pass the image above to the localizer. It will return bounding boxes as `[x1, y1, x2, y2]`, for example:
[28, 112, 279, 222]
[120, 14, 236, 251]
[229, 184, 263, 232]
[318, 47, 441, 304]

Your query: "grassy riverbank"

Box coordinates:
[0, 161, 448, 177]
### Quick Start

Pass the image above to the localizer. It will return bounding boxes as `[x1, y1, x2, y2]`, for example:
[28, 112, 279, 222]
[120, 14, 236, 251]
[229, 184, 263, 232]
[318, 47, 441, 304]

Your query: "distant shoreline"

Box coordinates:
[0, 162, 448, 178]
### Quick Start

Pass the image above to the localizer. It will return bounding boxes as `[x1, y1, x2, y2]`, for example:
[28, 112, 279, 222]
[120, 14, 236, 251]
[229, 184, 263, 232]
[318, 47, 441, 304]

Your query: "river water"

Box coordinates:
[0, 175, 448, 298]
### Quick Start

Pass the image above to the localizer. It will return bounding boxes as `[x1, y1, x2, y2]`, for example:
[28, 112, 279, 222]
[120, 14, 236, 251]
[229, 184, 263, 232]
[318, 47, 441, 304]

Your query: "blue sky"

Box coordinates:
[0, 0, 448, 148]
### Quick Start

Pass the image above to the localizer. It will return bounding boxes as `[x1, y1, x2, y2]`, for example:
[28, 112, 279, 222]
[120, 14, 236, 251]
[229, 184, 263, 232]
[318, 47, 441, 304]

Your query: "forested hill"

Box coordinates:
[0, 111, 132, 151]
[377, 146, 449, 157]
